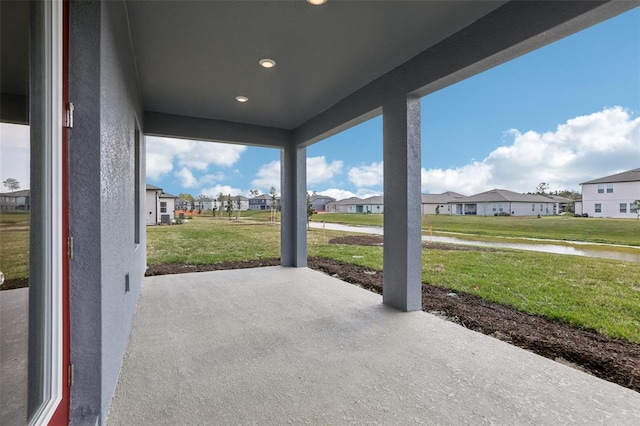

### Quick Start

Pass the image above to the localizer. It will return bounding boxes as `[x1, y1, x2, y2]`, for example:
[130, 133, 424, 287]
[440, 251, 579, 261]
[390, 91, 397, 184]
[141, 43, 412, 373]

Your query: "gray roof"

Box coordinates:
[310, 195, 335, 202]
[421, 191, 466, 204]
[580, 168, 640, 185]
[326, 197, 363, 206]
[146, 183, 162, 191]
[464, 189, 553, 203]
[159, 192, 177, 199]
[0, 189, 30, 197]
[362, 196, 384, 205]
[544, 195, 573, 203]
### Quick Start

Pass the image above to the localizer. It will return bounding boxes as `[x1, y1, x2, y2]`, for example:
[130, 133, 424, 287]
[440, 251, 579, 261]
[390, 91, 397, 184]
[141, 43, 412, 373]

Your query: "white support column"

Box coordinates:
[383, 95, 422, 311]
[281, 143, 307, 267]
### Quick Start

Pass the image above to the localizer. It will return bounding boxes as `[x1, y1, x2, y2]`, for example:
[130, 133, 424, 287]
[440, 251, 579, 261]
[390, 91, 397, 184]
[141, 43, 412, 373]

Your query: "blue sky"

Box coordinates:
[2, 9, 638, 199]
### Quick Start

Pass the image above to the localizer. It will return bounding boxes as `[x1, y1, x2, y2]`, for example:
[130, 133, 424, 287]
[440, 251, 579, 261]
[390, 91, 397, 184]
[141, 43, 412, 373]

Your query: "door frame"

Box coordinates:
[30, 0, 69, 424]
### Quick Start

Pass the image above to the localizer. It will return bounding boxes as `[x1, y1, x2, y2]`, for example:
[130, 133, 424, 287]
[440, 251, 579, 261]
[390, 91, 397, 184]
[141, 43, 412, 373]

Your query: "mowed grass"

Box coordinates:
[312, 213, 640, 246]
[0, 212, 30, 280]
[147, 217, 640, 343]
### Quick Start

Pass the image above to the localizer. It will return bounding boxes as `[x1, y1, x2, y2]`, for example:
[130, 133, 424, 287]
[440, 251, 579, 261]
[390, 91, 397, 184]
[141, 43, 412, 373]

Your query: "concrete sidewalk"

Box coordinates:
[108, 267, 640, 425]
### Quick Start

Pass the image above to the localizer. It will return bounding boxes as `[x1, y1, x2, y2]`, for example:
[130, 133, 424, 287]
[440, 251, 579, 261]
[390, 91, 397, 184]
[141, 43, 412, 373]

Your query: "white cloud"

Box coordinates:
[307, 156, 343, 185]
[251, 156, 343, 192]
[200, 185, 244, 198]
[421, 106, 640, 194]
[145, 136, 246, 181]
[174, 167, 198, 188]
[317, 188, 382, 200]
[348, 161, 383, 187]
[421, 162, 492, 195]
[251, 160, 281, 191]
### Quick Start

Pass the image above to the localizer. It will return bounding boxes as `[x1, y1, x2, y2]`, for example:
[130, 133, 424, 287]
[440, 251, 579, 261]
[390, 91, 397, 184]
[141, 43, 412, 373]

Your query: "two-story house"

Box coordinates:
[579, 168, 640, 218]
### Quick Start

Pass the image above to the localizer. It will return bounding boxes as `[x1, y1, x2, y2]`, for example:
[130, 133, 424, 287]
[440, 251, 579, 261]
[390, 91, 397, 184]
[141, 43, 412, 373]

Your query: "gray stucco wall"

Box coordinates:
[69, 1, 145, 424]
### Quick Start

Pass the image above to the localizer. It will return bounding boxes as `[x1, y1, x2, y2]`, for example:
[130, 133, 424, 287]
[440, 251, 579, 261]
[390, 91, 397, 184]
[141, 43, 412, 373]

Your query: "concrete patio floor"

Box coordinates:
[108, 267, 640, 425]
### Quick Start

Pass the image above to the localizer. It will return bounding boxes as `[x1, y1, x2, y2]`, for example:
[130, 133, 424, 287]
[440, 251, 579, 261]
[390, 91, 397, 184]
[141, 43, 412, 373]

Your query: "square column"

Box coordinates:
[281, 143, 307, 267]
[383, 95, 422, 311]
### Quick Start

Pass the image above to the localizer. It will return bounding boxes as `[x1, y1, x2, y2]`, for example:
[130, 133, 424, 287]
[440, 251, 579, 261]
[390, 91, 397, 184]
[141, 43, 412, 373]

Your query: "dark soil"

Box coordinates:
[5, 234, 638, 393]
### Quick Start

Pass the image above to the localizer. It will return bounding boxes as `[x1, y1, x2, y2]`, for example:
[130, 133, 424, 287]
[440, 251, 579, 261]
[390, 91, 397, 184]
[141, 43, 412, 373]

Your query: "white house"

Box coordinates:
[325, 196, 384, 213]
[459, 189, 555, 217]
[158, 192, 177, 223]
[231, 195, 250, 211]
[145, 184, 162, 225]
[249, 194, 280, 211]
[309, 195, 335, 212]
[580, 168, 640, 218]
[146, 184, 177, 224]
[421, 191, 466, 215]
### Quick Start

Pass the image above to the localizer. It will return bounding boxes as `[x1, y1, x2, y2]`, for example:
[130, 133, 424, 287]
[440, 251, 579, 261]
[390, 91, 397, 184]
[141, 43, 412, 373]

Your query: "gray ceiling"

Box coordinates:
[125, 1, 507, 130]
[2, 1, 636, 140]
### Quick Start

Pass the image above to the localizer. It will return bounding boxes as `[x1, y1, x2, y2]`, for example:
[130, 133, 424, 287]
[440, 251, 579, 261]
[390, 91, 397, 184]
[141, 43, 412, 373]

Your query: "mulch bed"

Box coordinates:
[4, 234, 638, 393]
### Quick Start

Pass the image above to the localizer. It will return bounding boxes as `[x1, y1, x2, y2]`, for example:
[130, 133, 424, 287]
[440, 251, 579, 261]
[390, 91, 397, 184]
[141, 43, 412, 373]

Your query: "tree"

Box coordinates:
[306, 193, 315, 229]
[3, 178, 20, 192]
[197, 194, 208, 214]
[269, 186, 278, 224]
[249, 189, 260, 197]
[236, 196, 242, 219]
[178, 193, 195, 212]
[225, 194, 234, 218]
[633, 200, 640, 220]
[535, 182, 550, 195]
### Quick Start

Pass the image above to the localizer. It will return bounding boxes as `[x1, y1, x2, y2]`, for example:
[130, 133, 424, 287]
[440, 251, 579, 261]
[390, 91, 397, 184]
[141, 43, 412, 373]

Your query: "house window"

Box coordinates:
[620, 203, 627, 213]
[492, 204, 497, 212]
[606, 184, 613, 193]
[540, 204, 543, 211]
[597, 184, 604, 193]
[532, 204, 535, 211]
[160, 201, 167, 213]
[595, 203, 601, 213]
[631, 202, 639, 213]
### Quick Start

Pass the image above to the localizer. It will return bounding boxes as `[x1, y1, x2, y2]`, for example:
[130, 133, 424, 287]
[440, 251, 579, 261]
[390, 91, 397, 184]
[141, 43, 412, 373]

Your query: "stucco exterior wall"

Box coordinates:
[145, 190, 159, 225]
[159, 197, 176, 221]
[582, 181, 640, 218]
[69, 1, 145, 424]
[422, 203, 452, 215]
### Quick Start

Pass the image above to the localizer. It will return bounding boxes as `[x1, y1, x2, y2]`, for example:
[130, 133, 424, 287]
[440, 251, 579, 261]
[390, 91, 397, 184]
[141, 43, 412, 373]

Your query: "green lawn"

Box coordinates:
[0, 212, 30, 280]
[147, 217, 640, 344]
[4, 213, 639, 343]
[312, 213, 640, 246]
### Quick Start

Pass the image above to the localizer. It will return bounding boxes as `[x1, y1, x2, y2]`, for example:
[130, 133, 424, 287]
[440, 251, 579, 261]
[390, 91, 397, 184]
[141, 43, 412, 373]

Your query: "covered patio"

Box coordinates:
[108, 268, 640, 424]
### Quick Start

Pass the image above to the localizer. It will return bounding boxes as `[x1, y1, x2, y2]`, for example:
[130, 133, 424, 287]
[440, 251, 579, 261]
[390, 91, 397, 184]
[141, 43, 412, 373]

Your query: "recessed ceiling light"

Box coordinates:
[259, 58, 276, 68]
[235, 96, 248, 103]
[307, 0, 327, 5]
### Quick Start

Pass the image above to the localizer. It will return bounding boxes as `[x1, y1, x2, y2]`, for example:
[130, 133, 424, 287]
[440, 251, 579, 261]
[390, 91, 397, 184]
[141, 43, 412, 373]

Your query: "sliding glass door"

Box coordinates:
[0, 1, 67, 424]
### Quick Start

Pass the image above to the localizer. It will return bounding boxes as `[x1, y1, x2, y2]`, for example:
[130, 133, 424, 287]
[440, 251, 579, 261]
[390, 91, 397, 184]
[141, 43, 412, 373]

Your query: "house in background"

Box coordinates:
[146, 184, 177, 224]
[580, 168, 640, 218]
[0, 189, 30, 212]
[145, 184, 162, 225]
[158, 192, 177, 223]
[231, 195, 250, 211]
[459, 189, 556, 217]
[325, 196, 384, 213]
[545, 194, 575, 214]
[309, 194, 335, 212]
[249, 194, 279, 211]
[194, 197, 214, 211]
[421, 191, 466, 215]
[175, 197, 191, 211]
